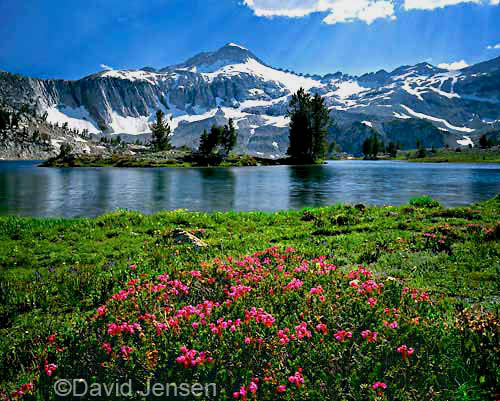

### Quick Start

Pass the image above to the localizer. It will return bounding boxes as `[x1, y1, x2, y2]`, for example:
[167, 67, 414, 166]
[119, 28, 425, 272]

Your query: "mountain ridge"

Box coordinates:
[1, 43, 500, 158]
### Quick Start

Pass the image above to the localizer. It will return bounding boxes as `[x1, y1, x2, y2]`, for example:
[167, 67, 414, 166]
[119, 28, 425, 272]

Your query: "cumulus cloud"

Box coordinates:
[487, 43, 500, 49]
[242, 0, 396, 24]
[242, 0, 498, 24]
[437, 60, 469, 70]
[100, 64, 114, 71]
[404, 0, 498, 10]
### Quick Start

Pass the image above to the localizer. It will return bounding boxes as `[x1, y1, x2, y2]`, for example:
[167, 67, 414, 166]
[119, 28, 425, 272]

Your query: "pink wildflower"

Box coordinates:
[334, 330, 353, 342]
[276, 385, 286, 393]
[397, 344, 415, 361]
[44, 360, 57, 376]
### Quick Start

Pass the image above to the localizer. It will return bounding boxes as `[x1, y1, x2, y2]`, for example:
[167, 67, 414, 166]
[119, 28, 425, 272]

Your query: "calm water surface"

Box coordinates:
[1, 160, 499, 217]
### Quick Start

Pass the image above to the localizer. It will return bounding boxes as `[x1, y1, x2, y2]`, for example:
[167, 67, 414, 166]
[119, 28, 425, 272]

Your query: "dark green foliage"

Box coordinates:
[287, 88, 330, 162]
[386, 141, 399, 157]
[479, 134, 493, 149]
[199, 119, 238, 157]
[10, 113, 19, 129]
[0, 109, 9, 130]
[382, 119, 445, 150]
[220, 118, 237, 154]
[58, 143, 72, 159]
[416, 138, 426, 158]
[362, 132, 383, 159]
[199, 126, 221, 155]
[150, 110, 172, 152]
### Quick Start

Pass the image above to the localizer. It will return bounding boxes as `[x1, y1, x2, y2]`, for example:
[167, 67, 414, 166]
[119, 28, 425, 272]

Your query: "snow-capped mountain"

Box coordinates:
[1, 42, 499, 156]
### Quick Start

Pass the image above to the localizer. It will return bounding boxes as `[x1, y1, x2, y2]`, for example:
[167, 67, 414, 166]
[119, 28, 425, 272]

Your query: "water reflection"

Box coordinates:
[0, 160, 499, 217]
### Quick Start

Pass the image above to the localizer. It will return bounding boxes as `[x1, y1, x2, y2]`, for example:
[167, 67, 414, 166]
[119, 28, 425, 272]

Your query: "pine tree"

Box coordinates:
[287, 88, 331, 162]
[0, 110, 7, 130]
[362, 136, 373, 158]
[362, 132, 382, 159]
[199, 126, 222, 155]
[479, 134, 490, 149]
[150, 110, 171, 152]
[416, 139, 426, 158]
[287, 88, 312, 161]
[310, 94, 329, 160]
[220, 118, 237, 155]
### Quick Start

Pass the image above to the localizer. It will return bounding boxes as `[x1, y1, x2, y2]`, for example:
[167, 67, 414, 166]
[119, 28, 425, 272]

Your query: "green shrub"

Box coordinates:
[409, 195, 441, 208]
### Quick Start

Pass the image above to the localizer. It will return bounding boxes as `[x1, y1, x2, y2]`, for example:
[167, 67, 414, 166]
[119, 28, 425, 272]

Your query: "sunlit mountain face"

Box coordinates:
[1, 42, 500, 156]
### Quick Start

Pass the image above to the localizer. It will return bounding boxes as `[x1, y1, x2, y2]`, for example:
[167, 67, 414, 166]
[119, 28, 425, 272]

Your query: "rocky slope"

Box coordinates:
[1, 42, 500, 158]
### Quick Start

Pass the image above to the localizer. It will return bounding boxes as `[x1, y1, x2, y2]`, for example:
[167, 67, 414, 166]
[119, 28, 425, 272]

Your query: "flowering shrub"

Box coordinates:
[3, 247, 499, 400]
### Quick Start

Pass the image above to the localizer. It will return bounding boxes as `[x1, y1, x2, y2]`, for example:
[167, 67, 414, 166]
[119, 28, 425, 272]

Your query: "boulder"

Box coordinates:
[171, 229, 208, 248]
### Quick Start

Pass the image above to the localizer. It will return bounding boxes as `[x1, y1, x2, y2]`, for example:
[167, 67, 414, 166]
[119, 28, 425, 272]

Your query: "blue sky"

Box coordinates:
[0, 0, 499, 80]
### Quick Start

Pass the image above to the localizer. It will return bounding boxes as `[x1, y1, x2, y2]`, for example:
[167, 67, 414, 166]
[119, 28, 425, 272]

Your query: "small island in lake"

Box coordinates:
[41, 89, 333, 168]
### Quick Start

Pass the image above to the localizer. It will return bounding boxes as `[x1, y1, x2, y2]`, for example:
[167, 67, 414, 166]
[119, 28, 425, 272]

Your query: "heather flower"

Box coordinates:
[316, 323, 328, 335]
[372, 382, 387, 396]
[190, 270, 202, 278]
[288, 369, 305, 388]
[397, 344, 415, 360]
[276, 385, 286, 393]
[44, 360, 57, 376]
[96, 305, 107, 317]
[361, 330, 378, 343]
[284, 278, 303, 290]
[334, 330, 352, 342]
[310, 285, 324, 295]
[121, 346, 133, 358]
[102, 343, 112, 354]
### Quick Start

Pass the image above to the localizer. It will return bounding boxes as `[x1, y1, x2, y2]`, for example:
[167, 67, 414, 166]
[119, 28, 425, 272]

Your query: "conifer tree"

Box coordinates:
[287, 88, 331, 162]
[150, 110, 172, 152]
[221, 118, 237, 154]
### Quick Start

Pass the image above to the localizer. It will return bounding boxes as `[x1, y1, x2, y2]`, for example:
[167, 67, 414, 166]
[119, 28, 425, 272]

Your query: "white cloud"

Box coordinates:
[437, 60, 469, 70]
[404, 0, 498, 10]
[242, 0, 498, 24]
[487, 43, 500, 49]
[242, 0, 395, 24]
[100, 64, 114, 71]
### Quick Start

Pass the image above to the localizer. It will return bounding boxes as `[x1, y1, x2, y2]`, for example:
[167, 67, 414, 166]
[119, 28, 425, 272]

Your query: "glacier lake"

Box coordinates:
[1, 160, 500, 217]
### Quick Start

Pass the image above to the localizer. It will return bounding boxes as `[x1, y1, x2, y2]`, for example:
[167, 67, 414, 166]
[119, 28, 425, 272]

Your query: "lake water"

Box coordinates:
[1, 160, 499, 217]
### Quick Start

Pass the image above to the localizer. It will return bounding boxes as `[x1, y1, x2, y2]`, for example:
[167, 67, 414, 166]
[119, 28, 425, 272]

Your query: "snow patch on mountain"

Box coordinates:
[46, 106, 100, 133]
[101, 70, 160, 84]
[201, 58, 322, 93]
[401, 105, 475, 133]
[227, 43, 248, 50]
[108, 112, 153, 134]
[332, 81, 368, 99]
[457, 136, 474, 147]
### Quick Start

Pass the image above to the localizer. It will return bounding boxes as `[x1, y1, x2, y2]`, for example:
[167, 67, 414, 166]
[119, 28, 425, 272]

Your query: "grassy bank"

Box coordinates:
[1, 197, 499, 400]
[394, 148, 500, 163]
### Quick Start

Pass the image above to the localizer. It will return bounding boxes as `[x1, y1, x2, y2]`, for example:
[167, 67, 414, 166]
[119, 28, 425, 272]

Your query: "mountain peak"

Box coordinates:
[161, 43, 263, 73]
[224, 42, 248, 51]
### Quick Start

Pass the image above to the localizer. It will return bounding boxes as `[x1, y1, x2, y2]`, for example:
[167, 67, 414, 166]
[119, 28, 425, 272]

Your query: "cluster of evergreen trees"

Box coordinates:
[479, 134, 497, 149]
[287, 88, 331, 162]
[199, 119, 237, 156]
[0, 109, 19, 131]
[362, 132, 401, 159]
[99, 135, 128, 146]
